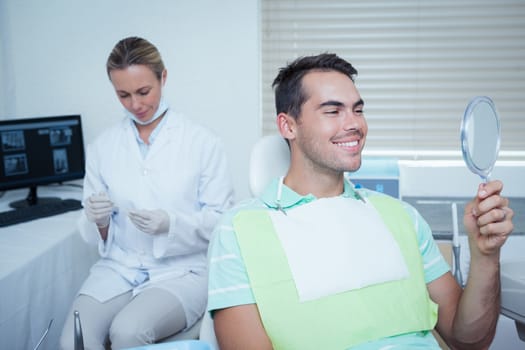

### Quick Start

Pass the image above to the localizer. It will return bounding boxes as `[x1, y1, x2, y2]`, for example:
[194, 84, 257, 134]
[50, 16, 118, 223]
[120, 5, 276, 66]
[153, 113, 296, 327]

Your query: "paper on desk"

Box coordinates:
[269, 197, 409, 302]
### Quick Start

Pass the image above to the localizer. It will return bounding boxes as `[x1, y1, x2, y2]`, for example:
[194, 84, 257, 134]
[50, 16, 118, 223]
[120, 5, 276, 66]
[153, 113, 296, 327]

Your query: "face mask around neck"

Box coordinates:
[125, 96, 169, 126]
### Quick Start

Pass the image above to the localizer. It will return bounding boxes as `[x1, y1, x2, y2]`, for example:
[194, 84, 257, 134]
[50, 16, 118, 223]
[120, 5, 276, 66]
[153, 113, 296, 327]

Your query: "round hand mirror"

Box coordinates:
[460, 96, 501, 182]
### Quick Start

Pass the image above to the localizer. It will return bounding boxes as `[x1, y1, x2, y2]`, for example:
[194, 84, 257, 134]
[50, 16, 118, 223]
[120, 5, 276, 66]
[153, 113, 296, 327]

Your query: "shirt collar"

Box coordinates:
[260, 176, 361, 210]
[130, 113, 167, 144]
[130, 114, 168, 158]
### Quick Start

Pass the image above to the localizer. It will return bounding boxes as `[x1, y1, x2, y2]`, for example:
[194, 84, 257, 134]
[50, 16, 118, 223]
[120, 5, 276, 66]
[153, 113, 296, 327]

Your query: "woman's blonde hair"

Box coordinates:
[106, 36, 165, 81]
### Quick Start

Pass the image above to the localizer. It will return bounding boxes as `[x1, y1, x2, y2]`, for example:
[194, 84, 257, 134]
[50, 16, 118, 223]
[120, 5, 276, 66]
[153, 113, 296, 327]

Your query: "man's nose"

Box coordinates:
[342, 110, 360, 130]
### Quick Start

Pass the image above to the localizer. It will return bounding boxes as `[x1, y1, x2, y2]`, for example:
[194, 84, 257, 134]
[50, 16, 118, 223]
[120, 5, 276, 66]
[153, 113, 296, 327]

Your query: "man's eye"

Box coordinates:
[325, 110, 339, 115]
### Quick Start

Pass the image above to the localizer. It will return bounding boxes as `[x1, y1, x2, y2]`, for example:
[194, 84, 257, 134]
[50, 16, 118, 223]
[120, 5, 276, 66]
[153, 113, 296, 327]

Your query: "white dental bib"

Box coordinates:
[269, 191, 409, 302]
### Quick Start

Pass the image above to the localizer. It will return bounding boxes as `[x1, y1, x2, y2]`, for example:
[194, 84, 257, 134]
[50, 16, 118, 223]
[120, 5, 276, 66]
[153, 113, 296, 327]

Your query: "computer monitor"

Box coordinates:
[0, 114, 85, 208]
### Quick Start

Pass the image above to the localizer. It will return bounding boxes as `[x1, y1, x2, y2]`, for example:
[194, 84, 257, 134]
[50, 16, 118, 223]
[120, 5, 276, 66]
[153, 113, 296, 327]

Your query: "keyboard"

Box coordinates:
[0, 199, 83, 227]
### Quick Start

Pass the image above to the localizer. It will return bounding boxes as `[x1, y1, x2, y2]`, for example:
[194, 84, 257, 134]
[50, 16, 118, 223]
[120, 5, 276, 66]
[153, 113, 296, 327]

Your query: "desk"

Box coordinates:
[0, 185, 98, 350]
[403, 196, 525, 239]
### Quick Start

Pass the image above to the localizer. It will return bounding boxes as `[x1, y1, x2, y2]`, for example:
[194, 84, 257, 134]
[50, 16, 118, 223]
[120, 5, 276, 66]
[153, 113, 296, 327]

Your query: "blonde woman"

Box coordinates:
[60, 37, 233, 349]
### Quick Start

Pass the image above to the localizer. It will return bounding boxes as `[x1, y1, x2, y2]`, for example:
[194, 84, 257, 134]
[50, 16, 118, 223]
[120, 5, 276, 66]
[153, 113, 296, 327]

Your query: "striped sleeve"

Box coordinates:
[207, 201, 258, 313]
[401, 201, 451, 283]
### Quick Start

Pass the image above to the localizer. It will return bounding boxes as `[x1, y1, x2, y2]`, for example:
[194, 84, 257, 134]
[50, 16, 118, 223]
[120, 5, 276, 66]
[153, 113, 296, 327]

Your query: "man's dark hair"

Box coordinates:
[272, 53, 358, 118]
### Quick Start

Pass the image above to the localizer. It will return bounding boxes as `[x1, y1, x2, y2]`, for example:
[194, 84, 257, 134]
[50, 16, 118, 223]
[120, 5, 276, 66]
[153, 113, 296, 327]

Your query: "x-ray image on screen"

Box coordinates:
[50, 127, 72, 146]
[53, 148, 69, 174]
[3, 153, 28, 176]
[1, 130, 26, 152]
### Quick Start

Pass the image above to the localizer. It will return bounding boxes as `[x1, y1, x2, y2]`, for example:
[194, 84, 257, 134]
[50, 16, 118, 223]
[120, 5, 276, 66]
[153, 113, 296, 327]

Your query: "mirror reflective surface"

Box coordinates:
[460, 96, 501, 182]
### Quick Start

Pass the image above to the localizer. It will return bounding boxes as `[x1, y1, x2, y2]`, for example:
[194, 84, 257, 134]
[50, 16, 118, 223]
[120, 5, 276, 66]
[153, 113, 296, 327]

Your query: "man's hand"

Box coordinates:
[128, 209, 170, 234]
[464, 180, 514, 256]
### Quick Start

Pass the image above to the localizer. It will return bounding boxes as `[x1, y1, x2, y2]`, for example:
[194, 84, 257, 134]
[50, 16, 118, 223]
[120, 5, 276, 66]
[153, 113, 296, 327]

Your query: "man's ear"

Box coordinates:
[277, 113, 296, 141]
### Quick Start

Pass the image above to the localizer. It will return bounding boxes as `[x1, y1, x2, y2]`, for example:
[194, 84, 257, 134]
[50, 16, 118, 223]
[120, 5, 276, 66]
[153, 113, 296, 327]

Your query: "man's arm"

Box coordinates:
[429, 180, 513, 349]
[214, 304, 273, 350]
[429, 270, 499, 349]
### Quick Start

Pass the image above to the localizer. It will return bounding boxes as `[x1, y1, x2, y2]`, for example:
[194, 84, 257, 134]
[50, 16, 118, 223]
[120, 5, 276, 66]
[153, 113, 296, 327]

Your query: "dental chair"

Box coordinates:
[200, 134, 450, 349]
[197, 135, 290, 349]
[248, 134, 290, 196]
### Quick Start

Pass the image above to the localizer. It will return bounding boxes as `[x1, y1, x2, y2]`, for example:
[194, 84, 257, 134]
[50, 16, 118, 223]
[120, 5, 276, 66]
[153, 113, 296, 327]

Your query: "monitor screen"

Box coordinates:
[0, 114, 85, 208]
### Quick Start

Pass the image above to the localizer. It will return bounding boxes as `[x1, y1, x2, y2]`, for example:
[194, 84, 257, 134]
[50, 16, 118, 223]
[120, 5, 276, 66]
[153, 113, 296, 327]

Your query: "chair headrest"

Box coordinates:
[249, 134, 290, 196]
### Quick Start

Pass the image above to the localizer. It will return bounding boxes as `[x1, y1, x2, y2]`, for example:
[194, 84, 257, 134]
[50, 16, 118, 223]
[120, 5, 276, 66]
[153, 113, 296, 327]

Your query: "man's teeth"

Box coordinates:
[335, 141, 358, 147]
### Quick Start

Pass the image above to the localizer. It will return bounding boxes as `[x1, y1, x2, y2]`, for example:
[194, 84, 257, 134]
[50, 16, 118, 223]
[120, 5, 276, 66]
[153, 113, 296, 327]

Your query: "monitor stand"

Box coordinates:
[9, 186, 62, 209]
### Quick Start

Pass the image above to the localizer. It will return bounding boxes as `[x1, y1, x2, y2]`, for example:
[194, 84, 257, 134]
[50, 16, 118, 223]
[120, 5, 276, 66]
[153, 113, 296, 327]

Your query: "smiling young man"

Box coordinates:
[207, 53, 514, 349]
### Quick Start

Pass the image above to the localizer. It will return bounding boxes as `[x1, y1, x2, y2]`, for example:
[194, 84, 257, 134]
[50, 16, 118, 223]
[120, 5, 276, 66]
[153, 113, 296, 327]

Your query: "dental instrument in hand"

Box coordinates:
[33, 319, 53, 350]
[74, 310, 85, 350]
[275, 176, 287, 215]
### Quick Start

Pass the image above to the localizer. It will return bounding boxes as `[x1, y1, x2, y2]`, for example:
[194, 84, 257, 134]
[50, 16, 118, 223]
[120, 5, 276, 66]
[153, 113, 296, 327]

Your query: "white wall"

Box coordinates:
[0, 0, 261, 201]
[2, 0, 523, 202]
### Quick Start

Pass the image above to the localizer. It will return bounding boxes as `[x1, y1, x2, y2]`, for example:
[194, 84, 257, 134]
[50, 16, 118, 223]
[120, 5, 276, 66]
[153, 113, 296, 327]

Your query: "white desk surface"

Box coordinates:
[0, 185, 98, 350]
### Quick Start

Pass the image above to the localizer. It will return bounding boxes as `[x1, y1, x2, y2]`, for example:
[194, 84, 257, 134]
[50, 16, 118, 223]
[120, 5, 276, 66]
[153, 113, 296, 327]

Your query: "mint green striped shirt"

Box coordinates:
[207, 178, 449, 349]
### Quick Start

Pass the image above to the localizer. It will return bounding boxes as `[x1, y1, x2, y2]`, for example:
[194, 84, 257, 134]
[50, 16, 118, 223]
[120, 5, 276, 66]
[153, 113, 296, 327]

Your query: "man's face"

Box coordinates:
[290, 70, 368, 174]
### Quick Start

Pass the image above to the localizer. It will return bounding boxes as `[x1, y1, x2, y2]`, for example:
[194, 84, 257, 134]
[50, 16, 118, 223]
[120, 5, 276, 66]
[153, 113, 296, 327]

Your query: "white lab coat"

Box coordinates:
[77, 109, 234, 327]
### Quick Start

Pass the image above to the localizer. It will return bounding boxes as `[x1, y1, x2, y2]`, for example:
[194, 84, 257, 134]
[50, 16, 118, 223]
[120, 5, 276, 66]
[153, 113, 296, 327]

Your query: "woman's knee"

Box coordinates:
[108, 288, 187, 347]
[109, 316, 154, 348]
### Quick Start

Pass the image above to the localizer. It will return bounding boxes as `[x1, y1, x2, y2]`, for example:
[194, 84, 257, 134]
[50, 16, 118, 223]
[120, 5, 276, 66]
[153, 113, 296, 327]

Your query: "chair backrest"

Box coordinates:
[249, 134, 290, 196]
[196, 135, 290, 349]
